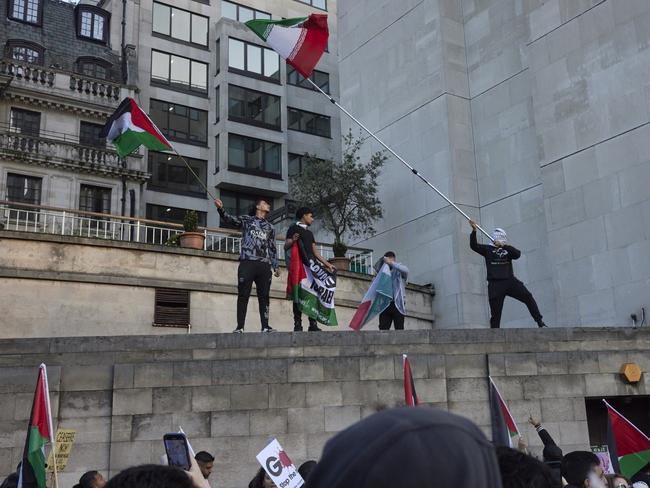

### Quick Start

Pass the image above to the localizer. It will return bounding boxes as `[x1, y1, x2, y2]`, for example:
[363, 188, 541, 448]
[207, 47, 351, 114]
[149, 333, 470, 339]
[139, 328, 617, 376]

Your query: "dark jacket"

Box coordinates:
[218, 209, 278, 270]
[536, 425, 563, 485]
[470, 230, 521, 281]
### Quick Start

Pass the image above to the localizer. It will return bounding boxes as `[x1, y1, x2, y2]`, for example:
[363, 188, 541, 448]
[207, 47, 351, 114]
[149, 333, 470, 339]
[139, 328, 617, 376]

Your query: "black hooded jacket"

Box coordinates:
[306, 407, 503, 488]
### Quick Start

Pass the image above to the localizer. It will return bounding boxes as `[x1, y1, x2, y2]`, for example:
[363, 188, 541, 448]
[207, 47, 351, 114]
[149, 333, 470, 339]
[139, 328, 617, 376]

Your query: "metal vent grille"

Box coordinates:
[153, 288, 190, 328]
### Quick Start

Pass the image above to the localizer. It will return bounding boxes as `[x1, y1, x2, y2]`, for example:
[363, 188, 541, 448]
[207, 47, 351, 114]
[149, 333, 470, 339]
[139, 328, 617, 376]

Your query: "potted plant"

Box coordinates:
[290, 131, 387, 272]
[178, 210, 205, 250]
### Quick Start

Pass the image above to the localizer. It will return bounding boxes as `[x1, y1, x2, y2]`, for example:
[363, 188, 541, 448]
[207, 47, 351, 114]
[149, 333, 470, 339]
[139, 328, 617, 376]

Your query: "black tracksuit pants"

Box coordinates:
[293, 302, 318, 330]
[379, 302, 405, 330]
[237, 260, 272, 330]
[488, 278, 542, 329]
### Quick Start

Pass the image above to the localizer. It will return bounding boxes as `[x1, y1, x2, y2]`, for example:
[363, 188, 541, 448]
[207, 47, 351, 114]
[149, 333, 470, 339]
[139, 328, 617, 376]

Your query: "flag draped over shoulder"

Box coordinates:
[349, 263, 393, 330]
[605, 400, 650, 478]
[101, 97, 172, 157]
[287, 243, 337, 326]
[18, 364, 53, 488]
[245, 14, 329, 78]
[489, 376, 519, 447]
[403, 354, 419, 407]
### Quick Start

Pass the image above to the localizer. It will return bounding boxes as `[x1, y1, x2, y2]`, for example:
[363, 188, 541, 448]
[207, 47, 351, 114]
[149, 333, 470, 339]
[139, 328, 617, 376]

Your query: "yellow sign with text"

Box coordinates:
[46, 429, 76, 472]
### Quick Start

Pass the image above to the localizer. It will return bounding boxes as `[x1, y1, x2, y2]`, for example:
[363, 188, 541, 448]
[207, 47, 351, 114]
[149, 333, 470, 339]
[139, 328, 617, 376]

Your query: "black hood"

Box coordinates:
[306, 407, 503, 488]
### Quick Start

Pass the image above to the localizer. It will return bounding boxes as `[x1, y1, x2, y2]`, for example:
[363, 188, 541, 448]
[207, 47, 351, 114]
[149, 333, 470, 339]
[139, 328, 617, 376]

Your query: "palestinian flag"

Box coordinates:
[489, 376, 519, 447]
[18, 364, 53, 488]
[245, 14, 328, 78]
[101, 97, 172, 157]
[605, 400, 650, 478]
[403, 354, 419, 407]
[349, 263, 393, 330]
[287, 242, 337, 326]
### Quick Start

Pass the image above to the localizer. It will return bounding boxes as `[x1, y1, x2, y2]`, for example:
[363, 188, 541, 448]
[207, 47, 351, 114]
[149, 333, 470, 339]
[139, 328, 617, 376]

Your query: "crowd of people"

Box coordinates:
[3, 407, 648, 488]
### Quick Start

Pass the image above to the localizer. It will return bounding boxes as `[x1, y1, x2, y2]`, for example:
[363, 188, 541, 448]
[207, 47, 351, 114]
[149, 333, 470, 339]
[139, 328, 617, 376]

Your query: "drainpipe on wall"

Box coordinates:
[121, 0, 127, 84]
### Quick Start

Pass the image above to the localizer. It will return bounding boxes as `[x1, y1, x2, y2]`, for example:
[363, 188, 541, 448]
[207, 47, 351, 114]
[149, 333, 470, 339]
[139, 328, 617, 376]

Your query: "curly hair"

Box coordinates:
[105, 465, 194, 488]
[496, 447, 557, 488]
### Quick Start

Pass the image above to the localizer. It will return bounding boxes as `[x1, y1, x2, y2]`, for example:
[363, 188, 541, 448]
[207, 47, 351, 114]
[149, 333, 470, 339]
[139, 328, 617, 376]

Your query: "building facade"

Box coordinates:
[338, 0, 650, 328]
[0, 0, 145, 218]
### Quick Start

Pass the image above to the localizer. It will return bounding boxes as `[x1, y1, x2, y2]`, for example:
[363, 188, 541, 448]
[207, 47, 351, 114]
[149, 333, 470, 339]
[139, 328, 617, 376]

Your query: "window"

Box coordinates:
[149, 99, 208, 145]
[6, 173, 42, 205]
[6, 40, 44, 65]
[151, 50, 208, 93]
[287, 65, 330, 94]
[152, 2, 208, 46]
[295, 0, 326, 10]
[10, 108, 40, 136]
[288, 153, 325, 177]
[148, 152, 207, 197]
[228, 85, 280, 129]
[228, 38, 279, 81]
[76, 57, 111, 80]
[221, 1, 271, 22]
[215, 85, 220, 123]
[8, 0, 42, 24]
[147, 204, 207, 226]
[79, 122, 106, 148]
[288, 107, 331, 137]
[79, 184, 111, 214]
[215, 134, 220, 172]
[228, 133, 280, 177]
[76, 6, 109, 43]
[219, 190, 267, 227]
[154, 288, 190, 328]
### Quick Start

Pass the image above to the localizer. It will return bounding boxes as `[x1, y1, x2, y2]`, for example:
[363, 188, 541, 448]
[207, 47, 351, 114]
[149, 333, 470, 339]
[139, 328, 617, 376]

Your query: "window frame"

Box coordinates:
[227, 37, 280, 83]
[287, 107, 331, 138]
[76, 56, 112, 80]
[146, 203, 207, 226]
[6, 172, 42, 206]
[10, 107, 41, 136]
[152, 1, 209, 48]
[221, 0, 271, 22]
[294, 0, 327, 11]
[287, 64, 330, 94]
[147, 151, 208, 198]
[150, 49, 209, 94]
[79, 121, 107, 148]
[227, 84, 281, 131]
[227, 133, 282, 179]
[149, 99, 209, 146]
[7, 0, 43, 26]
[75, 5, 110, 44]
[6, 39, 44, 66]
[78, 184, 112, 215]
[219, 189, 269, 228]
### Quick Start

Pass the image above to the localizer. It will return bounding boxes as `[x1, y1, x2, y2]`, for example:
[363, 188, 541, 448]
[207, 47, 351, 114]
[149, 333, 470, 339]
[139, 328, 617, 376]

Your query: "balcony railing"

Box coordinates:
[1, 58, 123, 107]
[0, 202, 375, 275]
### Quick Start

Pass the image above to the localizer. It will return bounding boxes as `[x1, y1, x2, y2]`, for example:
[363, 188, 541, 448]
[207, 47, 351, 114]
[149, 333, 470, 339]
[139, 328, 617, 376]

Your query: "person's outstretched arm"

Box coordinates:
[529, 416, 557, 447]
[469, 220, 488, 256]
[214, 199, 242, 228]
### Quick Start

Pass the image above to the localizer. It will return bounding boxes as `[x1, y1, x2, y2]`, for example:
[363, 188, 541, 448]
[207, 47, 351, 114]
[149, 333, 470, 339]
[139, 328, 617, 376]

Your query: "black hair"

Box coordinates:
[561, 451, 600, 486]
[73, 471, 100, 488]
[298, 461, 317, 482]
[0, 473, 18, 488]
[296, 207, 314, 221]
[384, 251, 396, 258]
[496, 447, 556, 488]
[105, 465, 194, 488]
[248, 467, 267, 488]
[195, 451, 214, 463]
[249, 199, 269, 216]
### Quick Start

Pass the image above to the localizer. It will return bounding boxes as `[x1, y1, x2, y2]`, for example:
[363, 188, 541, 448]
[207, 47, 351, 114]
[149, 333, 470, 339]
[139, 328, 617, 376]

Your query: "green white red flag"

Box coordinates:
[286, 242, 337, 326]
[18, 364, 54, 488]
[101, 97, 173, 157]
[245, 14, 329, 78]
[605, 400, 650, 478]
[349, 263, 393, 330]
[489, 376, 519, 447]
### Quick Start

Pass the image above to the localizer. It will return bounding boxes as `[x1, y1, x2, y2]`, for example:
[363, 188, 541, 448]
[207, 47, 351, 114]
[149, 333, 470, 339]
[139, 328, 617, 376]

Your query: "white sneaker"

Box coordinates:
[261, 326, 275, 333]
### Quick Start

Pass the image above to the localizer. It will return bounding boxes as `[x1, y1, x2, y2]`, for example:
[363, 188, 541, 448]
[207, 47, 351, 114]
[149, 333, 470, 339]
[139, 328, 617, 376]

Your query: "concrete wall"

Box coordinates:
[338, 0, 650, 328]
[1, 328, 649, 486]
[0, 232, 434, 338]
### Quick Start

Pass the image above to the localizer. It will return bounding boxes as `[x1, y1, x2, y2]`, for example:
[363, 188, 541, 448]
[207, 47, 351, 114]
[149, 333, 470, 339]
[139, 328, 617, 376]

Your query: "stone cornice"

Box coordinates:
[4, 90, 119, 120]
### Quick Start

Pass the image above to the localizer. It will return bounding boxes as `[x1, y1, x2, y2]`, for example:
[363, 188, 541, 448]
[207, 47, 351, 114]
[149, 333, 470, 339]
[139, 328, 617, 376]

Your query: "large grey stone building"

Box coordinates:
[338, 0, 650, 329]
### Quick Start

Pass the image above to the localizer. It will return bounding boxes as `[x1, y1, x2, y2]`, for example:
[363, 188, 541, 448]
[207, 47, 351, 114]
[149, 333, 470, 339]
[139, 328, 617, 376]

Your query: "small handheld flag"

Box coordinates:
[605, 400, 650, 478]
[101, 97, 172, 157]
[489, 376, 519, 447]
[403, 354, 419, 407]
[245, 14, 328, 78]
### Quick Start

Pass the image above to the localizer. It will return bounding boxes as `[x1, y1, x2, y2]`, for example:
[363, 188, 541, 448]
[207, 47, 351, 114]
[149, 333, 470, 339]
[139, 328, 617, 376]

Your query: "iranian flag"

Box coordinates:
[349, 263, 393, 331]
[287, 242, 338, 326]
[605, 400, 650, 478]
[101, 97, 173, 157]
[18, 364, 54, 488]
[245, 14, 329, 78]
[403, 354, 420, 407]
[489, 376, 519, 447]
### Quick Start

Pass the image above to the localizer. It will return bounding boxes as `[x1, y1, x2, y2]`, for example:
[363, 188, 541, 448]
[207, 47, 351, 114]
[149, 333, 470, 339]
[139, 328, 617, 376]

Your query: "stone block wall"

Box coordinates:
[1, 328, 649, 487]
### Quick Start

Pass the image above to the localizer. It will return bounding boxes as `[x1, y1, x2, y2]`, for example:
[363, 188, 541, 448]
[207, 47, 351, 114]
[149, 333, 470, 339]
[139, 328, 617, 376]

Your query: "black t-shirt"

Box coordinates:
[287, 223, 316, 260]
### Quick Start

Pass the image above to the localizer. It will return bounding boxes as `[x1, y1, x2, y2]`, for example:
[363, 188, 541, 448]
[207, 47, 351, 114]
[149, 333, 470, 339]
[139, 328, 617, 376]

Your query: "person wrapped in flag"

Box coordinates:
[373, 251, 409, 330]
[284, 207, 335, 332]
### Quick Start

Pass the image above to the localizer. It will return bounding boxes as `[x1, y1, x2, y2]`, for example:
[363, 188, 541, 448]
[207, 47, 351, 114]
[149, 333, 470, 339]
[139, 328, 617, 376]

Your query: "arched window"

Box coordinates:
[76, 57, 112, 80]
[75, 5, 110, 43]
[5, 40, 44, 65]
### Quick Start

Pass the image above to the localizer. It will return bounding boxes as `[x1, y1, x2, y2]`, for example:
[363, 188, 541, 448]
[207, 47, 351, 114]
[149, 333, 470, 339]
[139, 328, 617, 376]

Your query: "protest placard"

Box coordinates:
[46, 429, 76, 472]
[256, 438, 304, 488]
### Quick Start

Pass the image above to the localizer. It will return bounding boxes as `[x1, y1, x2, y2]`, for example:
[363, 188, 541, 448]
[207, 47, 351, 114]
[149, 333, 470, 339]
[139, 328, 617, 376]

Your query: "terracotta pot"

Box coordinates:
[328, 256, 351, 272]
[179, 232, 205, 250]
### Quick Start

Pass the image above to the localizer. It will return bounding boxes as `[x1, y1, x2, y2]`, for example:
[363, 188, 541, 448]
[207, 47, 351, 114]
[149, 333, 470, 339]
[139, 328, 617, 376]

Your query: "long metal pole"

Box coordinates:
[171, 148, 217, 201]
[305, 78, 493, 242]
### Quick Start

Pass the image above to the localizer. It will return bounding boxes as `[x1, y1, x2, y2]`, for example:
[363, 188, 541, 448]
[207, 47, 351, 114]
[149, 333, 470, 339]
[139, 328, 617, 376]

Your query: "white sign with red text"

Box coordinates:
[256, 438, 304, 488]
